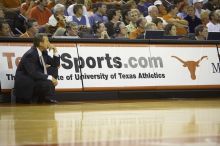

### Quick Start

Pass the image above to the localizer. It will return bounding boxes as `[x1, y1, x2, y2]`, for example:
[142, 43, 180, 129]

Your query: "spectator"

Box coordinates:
[129, 17, 147, 39]
[137, 0, 152, 17]
[152, 17, 164, 30]
[71, 4, 90, 28]
[163, 5, 188, 35]
[105, 9, 121, 38]
[89, 3, 108, 28]
[121, 9, 130, 26]
[145, 5, 167, 26]
[113, 21, 128, 39]
[48, 4, 70, 27]
[126, 9, 140, 34]
[29, 0, 52, 26]
[154, 0, 167, 17]
[200, 10, 209, 26]
[145, 22, 157, 30]
[193, 0, 206, 19]
[93, 21, 110, 39]
[20, 0, 36, 18]
[20, 19, 39, 38]
[0, 20, 15, 37]
[184, 5, 202, 33]
[164, 23, 177, 36]
[206, 10, 220, 32]
[193, 24, 208, 40]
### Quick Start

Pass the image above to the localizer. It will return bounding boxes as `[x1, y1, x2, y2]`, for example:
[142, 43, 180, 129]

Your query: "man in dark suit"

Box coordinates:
[14, 33, 60, 103]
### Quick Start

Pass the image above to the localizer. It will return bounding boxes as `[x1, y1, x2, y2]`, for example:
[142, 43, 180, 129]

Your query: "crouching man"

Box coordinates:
[14, 33, 60, 104]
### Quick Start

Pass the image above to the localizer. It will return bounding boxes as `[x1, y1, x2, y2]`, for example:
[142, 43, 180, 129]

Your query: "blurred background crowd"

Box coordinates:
[0, 0, 219, 40]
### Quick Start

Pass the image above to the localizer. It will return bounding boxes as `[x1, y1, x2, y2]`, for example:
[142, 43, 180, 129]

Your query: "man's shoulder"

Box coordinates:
[23, 47, 38, 58]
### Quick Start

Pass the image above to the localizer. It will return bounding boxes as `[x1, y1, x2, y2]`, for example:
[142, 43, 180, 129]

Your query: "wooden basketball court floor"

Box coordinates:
[0, 98, 220, 146]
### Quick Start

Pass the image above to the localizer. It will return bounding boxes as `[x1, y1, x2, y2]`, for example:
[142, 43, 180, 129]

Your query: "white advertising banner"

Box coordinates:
[0, 42, 220, 91]
[0, 43, 82, 90]
[53, 44, 82, 91]
[77, 44, 156, 89]
[0, 43, 31, 90]
[150, 44, 220, 86]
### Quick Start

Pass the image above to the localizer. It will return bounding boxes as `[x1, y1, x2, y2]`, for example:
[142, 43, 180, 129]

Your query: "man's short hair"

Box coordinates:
[33, 33, 47, 47]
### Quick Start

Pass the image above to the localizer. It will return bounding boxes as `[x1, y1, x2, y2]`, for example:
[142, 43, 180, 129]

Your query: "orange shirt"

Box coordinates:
[163, 14, 187, 35]
[129, 27, 145, 39]
[29, 6, 52, 26]
[0, 0, 20, 8]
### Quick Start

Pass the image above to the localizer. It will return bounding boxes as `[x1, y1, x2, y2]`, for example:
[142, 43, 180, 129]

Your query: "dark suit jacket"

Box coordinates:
[14, 46, 60, 100]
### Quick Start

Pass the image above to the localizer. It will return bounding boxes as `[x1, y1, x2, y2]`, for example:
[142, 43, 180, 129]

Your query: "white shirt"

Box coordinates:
[37, 48, 53, 81]
[207, 22, 220, 32]
[48, 15, 72, 27]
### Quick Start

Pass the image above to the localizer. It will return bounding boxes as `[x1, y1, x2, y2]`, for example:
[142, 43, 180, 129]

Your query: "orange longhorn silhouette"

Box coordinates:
[171, 56, 208, 80]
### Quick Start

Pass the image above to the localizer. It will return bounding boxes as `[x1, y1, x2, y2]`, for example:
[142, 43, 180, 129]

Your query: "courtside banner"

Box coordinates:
[51, 43, 82, 91]
[1, 43, 220, 91]
[150, 44, 220, 86]
[77, 43, 220, 90]
[0, 43, 82, 91]
[77, 43, 156, 90]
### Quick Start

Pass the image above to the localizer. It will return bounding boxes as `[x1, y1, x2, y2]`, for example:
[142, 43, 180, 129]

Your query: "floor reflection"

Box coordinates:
[0, 99, 220, 146]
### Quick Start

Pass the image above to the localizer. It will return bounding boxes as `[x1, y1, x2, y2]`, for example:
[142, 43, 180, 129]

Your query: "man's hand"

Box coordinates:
[52, 77, 58, 86]
[48, 44, 58, 55]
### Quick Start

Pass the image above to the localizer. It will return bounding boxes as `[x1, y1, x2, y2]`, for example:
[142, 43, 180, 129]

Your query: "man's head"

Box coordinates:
[66, 22, 79, 36]
[193, 0, 203, 10]
[0, 20, 11, 36]
[26, 19, 39, 34]
[148, 5, 159, 18]
[96, 3, 107, 15]
[33, 33, 49, 51]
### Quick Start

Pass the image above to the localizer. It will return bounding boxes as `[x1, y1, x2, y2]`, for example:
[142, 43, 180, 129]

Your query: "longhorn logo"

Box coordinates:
[171, 56, 208, 80]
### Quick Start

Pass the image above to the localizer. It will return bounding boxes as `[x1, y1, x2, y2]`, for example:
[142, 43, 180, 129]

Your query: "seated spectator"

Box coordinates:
[20, 19, 39, 38]
[152, 17, 164, 30]
[105, 9, 121, 38]
[164, 23, 177, 36]
[193, 24, 208, 40]
[207, 10, 220, 32]
[163, 5, 188, 35]
[29, 0, 52, 26]
[184, 5, 202, 33]
[93, 21, 110, 39]
[20, 0, 36, 18]
[53, 21, 80, 38]
[145, 22, 157, 30]
[137, 0, 152, 17]
[154, 0, 167, 17]
[200, 11, 209, 26]
[89, 3, 108, 29]
[129, 17, 147, 39]
[0, 20, 15, 37]
[113, 21, 128, 39]
[193, 0, 206, 19]
[48, 4, 71, 27]
[126, 9, 140, 34]
[71, 4, 91, 28]
[145, 5, 167, 26]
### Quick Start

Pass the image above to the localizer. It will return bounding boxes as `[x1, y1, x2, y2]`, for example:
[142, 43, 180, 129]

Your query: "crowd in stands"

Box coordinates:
[0, 0, 219, 40]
